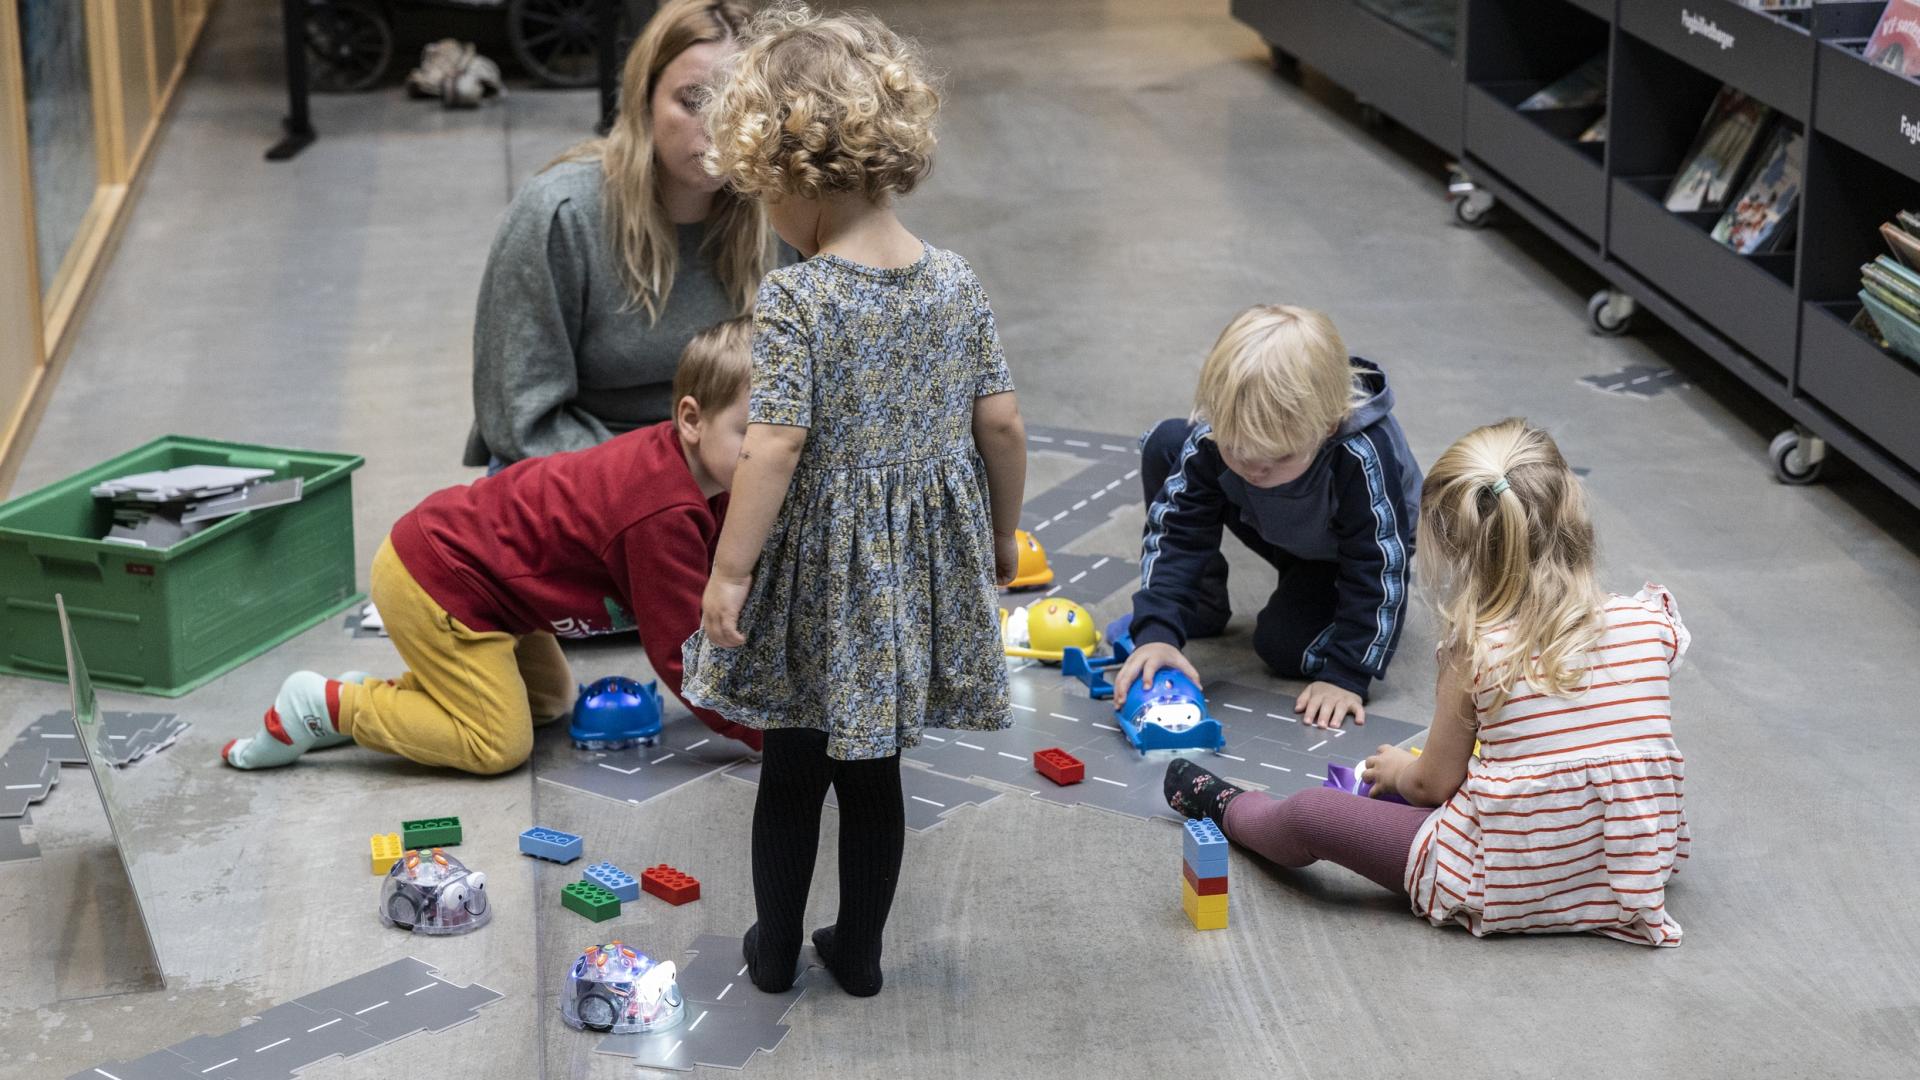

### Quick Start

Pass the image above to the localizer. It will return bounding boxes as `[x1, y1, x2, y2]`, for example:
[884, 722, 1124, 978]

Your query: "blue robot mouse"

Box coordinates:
[570, 677, 663, 750]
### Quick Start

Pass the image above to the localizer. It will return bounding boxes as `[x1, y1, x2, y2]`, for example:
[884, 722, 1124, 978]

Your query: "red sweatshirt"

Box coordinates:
[389, 421, 760, 749]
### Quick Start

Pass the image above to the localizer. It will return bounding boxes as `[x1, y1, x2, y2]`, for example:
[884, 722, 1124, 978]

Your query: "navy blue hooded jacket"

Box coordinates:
[1131, 359, 1420, 698]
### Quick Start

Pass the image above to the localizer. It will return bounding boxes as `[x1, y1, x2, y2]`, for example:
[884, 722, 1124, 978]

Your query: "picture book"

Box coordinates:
[1866, 0, 1920, 78]
[1665, 86, 1773, 214]
[1711, 126, 1803, 254]
[1518, 54, 1608, 111]
[1882, 221, 1920, 270]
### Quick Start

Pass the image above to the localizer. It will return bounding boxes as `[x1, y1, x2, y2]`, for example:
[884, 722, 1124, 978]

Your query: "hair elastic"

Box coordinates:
[1488, 476, 1511, 496]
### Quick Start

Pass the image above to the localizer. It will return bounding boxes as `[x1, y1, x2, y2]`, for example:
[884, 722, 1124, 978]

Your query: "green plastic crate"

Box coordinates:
[0, 435, 365, 697]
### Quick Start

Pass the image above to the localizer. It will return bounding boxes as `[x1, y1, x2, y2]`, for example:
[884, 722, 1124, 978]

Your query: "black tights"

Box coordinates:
[745, 728, 904, 996]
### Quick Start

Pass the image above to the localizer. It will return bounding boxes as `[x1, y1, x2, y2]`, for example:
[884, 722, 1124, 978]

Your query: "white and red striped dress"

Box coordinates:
[1404, 585, 1690, 947]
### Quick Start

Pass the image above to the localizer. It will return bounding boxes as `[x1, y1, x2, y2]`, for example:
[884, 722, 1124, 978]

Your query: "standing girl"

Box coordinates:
[682, 4, 1028, 995]
[1164, 419, 1691, 946]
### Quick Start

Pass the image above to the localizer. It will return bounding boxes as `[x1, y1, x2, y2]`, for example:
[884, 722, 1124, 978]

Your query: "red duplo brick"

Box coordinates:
[1183, 860, 1227, 896]
[641, 864, 700, 905]
[1033, 747, 1084, 785]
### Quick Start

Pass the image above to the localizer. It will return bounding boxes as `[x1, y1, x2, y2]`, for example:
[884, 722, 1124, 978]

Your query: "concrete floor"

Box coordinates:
[6, 0, 1920, 1076]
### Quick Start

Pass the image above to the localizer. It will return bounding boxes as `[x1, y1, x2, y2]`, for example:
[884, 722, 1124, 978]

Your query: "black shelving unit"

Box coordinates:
[1229, 0, 1465, 153]
[1232, 0, 1920, 508]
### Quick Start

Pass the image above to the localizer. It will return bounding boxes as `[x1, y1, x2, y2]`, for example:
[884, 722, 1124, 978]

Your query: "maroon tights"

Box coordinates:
[1220, 787, 1434, 894]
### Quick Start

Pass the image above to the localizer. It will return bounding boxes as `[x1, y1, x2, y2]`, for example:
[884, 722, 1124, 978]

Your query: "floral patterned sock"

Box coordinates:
[1163, 758, 1245, 823]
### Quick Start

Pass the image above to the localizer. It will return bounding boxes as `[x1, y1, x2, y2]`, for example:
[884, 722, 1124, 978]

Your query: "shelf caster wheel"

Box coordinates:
[1451, 188, 1495, 228]
[1769, 429, 1827, 486]
[1269, 45, 1300, 80]
[1587, 290, 1636, 336]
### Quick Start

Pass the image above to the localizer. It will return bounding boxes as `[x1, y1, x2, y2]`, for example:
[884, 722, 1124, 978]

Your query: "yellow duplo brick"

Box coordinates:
[1188, 907, 1228, 930]
[1182, 878, 1228, 914]
[371, 833, 403, 875]
[1182, 882, 1230, 929]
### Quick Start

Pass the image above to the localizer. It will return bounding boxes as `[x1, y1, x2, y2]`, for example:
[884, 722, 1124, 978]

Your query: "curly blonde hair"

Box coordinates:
[704, 3, 940, 200]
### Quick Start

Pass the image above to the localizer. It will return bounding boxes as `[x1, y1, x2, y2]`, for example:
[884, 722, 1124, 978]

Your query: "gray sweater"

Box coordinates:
[465, 160, 742, 466]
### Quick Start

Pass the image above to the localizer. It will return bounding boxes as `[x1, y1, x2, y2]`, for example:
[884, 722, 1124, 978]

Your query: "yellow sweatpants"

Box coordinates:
[340, 538, 574, 775]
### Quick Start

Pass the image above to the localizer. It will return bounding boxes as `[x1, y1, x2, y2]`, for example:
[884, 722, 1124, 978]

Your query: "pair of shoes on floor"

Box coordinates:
[742, 923, 884, 998]
[406, 39, 505, 109]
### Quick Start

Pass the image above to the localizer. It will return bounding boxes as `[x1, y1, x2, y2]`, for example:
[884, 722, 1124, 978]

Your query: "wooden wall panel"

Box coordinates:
[0, 3, 47, 463]
[150, 0, 178, 89]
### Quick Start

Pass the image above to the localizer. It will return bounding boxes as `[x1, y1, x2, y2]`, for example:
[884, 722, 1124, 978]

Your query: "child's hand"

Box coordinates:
[1111, 641, 1202, 708]
[993, 531, 1019, 586]
[701, 574, 752, 648]
[1297, 681, 1365, 729]
[1362, 744, 1416, 799]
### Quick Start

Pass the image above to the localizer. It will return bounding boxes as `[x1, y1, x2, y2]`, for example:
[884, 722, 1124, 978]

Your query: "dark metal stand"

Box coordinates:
[268, 0, 629, 160]
[597, 0, 621, 134]
[266, 0, 318, 160]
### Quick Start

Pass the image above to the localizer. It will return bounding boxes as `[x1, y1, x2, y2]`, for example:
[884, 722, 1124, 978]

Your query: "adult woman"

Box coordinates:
[465, 0, 775, 467]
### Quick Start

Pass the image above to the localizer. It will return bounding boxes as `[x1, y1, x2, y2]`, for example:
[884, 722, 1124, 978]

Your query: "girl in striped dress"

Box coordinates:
[1163, 418, 1690, 946]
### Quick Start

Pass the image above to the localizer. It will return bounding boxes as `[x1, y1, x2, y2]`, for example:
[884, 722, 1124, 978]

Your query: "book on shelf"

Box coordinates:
[1866, 0, 1920, 78]
[1850, 304, 1887, 350]
[1665, 87, 1773, 214]
[1710, 126, 1803, 254]
[1864, 259, 1920, 312]
[1897, 210, 1920, 237]
[1578, 114, 1608, 144]
[1518, 54, 1607, 111]
[1881, 221, 1920, 271]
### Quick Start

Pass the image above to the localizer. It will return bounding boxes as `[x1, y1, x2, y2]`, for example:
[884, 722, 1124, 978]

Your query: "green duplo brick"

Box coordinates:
[401, 817, 462, 848]
[562, 881, 621, 922]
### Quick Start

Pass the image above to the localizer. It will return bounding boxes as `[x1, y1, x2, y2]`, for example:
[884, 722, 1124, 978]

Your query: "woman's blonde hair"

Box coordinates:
[672, 316, 753, 411]
[703, 3, 940, 200]
[1419, 419, 1606, 710]
[1193, 305, 1360, 460]
[551, 0, 775, 322]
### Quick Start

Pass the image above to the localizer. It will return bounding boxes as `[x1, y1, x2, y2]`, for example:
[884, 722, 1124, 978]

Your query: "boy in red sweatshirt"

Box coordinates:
[222, 319, 761, 775]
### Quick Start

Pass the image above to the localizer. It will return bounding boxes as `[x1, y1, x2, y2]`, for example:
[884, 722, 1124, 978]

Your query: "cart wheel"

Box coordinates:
[1769, 429, 1827, 485]
[578, 992, 618, 1031]
[305, 0, 394, 93]
[1269, 45, 1300, 80]
[1452, 190, 1495, 229]
[1586, 290, 1635, 336]
[384, 892, 419, 929]
[508, 0, 603, 87]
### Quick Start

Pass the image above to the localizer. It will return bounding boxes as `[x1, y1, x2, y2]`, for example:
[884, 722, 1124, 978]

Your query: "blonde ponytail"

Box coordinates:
[1418, 419, 1605, 709]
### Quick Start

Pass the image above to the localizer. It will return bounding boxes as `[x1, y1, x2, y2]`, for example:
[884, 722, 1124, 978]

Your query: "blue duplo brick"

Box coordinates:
[519, 826, 583, 864]
[1182, 818, 1229, 873]
[584, 861, 639, 902]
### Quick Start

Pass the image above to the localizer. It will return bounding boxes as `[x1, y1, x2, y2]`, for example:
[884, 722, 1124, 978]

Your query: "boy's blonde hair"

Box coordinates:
[1192, 305, 1360, 460]
[673, 316, 754, 412]
[1419, 418, 1606, 710]
[703, 3, 939, 200]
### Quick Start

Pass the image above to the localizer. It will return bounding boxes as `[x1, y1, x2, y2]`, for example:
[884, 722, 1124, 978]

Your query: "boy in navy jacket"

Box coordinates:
[1115, 305, 1420, 729]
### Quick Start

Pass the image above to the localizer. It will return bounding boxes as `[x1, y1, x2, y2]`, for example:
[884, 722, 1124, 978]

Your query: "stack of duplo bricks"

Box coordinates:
[1181, 818, 1228, 930]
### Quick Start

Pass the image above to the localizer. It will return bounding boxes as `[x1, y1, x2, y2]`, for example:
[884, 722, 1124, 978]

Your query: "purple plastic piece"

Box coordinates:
[1322, 762, 1408, 805]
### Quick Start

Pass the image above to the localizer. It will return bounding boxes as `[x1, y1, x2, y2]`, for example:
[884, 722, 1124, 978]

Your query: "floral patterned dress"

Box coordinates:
[680, 245, 1014, 760]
